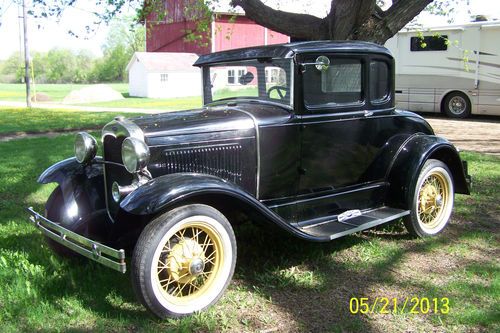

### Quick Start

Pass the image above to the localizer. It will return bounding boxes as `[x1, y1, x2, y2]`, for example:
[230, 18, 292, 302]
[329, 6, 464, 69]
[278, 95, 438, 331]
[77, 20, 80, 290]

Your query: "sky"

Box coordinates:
[0, 0, 499, 60]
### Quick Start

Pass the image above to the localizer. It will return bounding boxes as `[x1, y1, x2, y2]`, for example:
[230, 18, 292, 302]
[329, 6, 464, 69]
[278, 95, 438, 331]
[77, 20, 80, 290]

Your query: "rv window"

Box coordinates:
[370, 61, 389, 103]
[410, 35, 448, 51]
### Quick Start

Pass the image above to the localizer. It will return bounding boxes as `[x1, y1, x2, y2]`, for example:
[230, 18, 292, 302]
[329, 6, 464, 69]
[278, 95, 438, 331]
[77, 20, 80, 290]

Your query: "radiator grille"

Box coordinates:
[163, 144, 243, 185]
[103, 135, 133, 216]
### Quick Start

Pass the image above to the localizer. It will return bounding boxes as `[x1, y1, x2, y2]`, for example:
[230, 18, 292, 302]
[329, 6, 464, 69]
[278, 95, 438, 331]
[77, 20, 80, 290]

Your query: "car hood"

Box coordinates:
[129, 105, 256, 138]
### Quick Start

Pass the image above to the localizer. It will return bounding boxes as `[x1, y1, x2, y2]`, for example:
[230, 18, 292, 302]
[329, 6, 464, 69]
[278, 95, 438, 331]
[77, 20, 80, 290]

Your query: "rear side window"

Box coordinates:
[304, 58, 363, 107]
[370, 60, 389, 103]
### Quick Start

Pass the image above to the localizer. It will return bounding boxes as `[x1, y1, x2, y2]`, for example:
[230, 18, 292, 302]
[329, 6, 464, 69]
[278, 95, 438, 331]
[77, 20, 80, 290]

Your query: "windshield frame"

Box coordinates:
[201, 58, 294, 109]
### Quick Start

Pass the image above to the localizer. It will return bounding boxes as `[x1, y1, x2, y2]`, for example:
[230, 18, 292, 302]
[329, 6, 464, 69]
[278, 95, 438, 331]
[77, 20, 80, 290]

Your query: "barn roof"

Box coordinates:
[126, 52, 200, 72]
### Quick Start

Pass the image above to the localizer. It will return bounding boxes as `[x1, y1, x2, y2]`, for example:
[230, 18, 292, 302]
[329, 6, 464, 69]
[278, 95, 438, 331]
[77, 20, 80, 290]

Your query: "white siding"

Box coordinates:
[128, 61, 148, 97]
[146, 71, 201, 98]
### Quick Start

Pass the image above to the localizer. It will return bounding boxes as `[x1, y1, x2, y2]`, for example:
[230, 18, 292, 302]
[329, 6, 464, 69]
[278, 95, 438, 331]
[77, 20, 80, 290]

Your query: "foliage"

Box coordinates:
[0, 18, 145, 84]
[11, 0, 475, 46]
[92, 18, 146, 82]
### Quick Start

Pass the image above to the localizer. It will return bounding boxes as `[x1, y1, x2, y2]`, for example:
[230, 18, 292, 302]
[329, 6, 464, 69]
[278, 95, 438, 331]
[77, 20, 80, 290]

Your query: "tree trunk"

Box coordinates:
[230, 0, 433, 44]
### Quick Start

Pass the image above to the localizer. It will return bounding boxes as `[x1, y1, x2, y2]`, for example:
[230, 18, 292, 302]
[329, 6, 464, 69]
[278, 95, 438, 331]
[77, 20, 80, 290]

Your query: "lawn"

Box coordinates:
[0, 107, 144, 135]
[84, 95, 202, 111]
[0, 83, 202, 111]
[0, 83, 128, 103]
[0, 119, 498, 331]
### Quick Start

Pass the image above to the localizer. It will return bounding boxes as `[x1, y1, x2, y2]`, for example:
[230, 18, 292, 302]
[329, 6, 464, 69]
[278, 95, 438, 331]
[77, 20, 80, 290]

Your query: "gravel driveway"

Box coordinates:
[426, 116, 500, 156]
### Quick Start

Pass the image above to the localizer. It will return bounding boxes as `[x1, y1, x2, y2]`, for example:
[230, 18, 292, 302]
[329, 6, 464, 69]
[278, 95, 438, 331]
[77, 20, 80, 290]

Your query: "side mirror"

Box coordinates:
[299, 55, 330, 73]
[315, 56, 330, 71]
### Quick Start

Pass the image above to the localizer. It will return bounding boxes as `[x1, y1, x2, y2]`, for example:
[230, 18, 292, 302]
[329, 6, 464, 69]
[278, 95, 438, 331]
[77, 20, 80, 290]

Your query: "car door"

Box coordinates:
[296, 54, 396, 222]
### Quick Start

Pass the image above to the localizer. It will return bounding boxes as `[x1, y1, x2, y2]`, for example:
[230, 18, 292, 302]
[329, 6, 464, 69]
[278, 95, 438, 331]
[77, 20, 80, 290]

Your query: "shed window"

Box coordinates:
[160, 73, 168, 82]
[227, 69, 235, 84]
[227, 68, 245, 85]
[410, 35, 448, 51]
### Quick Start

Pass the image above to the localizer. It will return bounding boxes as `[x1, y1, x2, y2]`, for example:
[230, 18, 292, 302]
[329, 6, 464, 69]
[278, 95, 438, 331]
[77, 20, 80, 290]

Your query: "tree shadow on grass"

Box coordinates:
[230, 218, 498, 332]
[1, 136, 498, 332]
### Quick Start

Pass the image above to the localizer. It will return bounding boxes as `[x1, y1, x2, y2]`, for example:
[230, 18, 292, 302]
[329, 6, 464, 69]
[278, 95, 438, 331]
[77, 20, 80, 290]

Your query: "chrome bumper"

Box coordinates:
[26, 207, 126, 273]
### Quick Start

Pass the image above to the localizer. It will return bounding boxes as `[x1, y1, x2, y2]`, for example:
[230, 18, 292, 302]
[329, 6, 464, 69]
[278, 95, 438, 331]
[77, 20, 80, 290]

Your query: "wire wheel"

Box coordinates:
[132, 204, 236, 318]
[153, 221, 224, 304]
[404, 159, 454, 237]
[417, 171, 450, 229]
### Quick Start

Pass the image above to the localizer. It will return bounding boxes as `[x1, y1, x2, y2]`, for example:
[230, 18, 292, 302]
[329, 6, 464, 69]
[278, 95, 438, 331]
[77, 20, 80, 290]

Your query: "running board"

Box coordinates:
[298, 207, 409, 240]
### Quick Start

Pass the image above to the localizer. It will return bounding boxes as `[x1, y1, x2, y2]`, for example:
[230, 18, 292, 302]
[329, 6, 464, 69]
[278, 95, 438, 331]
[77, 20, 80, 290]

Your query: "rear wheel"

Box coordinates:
[443, 91, 471, 118]
[131, 204, 236, 318]
[404, 159, 454, 237]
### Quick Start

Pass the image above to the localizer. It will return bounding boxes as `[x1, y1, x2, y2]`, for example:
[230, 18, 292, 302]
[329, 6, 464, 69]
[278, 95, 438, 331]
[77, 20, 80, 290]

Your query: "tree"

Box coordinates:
[93, 18, 145, 82]
[230, 0, 435, 44]
[13, 0, 467, 45]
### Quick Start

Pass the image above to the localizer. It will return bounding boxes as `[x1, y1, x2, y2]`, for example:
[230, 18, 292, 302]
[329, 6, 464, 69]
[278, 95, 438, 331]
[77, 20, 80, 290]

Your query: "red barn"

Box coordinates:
[145, 0, 290, 55]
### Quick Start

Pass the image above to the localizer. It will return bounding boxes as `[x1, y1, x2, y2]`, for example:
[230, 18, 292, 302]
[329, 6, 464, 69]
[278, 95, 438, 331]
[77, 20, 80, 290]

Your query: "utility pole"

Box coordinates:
[22, 0, 31, 108]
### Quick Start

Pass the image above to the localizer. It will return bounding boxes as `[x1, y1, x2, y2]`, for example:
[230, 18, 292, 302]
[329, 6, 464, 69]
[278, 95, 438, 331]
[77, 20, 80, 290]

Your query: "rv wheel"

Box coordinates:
[443, 91, 470, 118]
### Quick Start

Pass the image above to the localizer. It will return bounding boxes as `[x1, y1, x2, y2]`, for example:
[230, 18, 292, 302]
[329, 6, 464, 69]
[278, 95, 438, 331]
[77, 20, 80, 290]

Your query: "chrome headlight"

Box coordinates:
[121, 137, 150, 173]
[74, 132, 98, 164]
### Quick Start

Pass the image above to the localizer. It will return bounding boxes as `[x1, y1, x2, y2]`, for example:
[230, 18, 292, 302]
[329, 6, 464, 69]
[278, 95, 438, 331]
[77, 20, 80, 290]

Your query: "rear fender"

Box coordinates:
[386, 134, 470, 209]
[119, 173, 320, 241]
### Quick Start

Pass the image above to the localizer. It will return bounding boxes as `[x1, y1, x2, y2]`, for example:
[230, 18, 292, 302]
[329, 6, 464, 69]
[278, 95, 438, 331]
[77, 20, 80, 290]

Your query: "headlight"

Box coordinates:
[74, 132, 98, 164]
[121, 137, 150, 173]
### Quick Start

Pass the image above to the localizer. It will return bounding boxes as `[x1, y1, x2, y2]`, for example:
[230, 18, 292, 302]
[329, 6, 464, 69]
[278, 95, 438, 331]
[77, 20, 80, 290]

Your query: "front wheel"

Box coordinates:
[131, 204, 236, 318]
[404, 159, 454, 237]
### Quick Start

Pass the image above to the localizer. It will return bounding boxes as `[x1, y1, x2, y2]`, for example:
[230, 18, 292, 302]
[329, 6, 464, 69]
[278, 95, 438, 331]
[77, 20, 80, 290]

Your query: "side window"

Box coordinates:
[304, 58, 363, 107]
[370, 60, 389, 103]
[410, 35, 448, 51]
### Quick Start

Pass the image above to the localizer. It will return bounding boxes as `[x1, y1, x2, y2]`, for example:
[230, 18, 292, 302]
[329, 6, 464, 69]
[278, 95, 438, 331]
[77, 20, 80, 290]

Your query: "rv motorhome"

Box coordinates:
[385, 21, 500, 118]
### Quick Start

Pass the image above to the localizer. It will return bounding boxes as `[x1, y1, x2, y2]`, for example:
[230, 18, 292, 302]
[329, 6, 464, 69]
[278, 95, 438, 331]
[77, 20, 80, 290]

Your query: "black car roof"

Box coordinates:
[194, 40, 392, 66]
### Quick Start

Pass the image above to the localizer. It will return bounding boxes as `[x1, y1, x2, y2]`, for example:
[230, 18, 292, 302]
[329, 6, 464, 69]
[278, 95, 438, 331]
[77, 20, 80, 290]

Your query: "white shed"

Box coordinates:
[126, 52, 201, 98]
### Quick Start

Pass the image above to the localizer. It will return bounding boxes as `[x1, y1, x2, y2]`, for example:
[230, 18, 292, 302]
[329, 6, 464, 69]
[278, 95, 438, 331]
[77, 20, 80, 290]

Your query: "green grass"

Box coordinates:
[85, 95, 202, 110]
[0, 107, 143, 134]
[0, 83, 262, 111]
[0, 83, 128, 102]
[0, 131, 498, 331]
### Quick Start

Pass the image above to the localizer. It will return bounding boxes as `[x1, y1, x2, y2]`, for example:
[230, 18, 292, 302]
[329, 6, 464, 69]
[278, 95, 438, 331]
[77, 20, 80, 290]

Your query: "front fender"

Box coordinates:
[386, 134, 470, 208]
[119, 173, 321, 241]
[38, 157, 106, 227]
[38, 157, 103, 184]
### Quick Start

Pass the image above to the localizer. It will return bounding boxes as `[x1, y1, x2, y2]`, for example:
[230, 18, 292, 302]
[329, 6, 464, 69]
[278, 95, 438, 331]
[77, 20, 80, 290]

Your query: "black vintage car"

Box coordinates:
[27, 41, 470, 318]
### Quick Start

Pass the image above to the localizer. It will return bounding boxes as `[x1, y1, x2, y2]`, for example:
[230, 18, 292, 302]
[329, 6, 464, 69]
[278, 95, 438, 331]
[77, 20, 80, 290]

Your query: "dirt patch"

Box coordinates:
[426, 116, 500, 155]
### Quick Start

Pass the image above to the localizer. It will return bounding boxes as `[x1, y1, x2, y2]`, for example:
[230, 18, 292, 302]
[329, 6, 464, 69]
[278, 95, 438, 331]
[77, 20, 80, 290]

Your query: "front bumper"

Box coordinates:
[26, 207, 126, 273]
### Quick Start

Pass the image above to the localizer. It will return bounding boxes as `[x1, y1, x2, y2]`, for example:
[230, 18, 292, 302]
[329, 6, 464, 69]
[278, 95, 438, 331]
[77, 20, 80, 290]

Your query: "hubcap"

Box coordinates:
[155, 223, 223, 303]
[449, 96, 466, 115]
[417, 171, 450, 229]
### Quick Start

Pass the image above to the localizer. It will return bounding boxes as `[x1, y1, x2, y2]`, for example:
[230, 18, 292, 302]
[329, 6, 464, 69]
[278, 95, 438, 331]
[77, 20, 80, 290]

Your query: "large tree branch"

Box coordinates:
[354, 0, 433, 43]
[231, 0, 434, 44]
[383, 0, 432, 35]
[230, 0, 324, 40]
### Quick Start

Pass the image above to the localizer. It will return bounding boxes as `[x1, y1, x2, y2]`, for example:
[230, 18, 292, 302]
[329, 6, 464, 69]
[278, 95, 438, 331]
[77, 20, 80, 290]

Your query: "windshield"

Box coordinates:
[204, 59, 292, 107]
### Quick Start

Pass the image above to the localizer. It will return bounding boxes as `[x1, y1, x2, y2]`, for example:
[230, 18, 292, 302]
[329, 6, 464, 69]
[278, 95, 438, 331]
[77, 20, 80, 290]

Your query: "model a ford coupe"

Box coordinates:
[27, 41, 470, 318]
